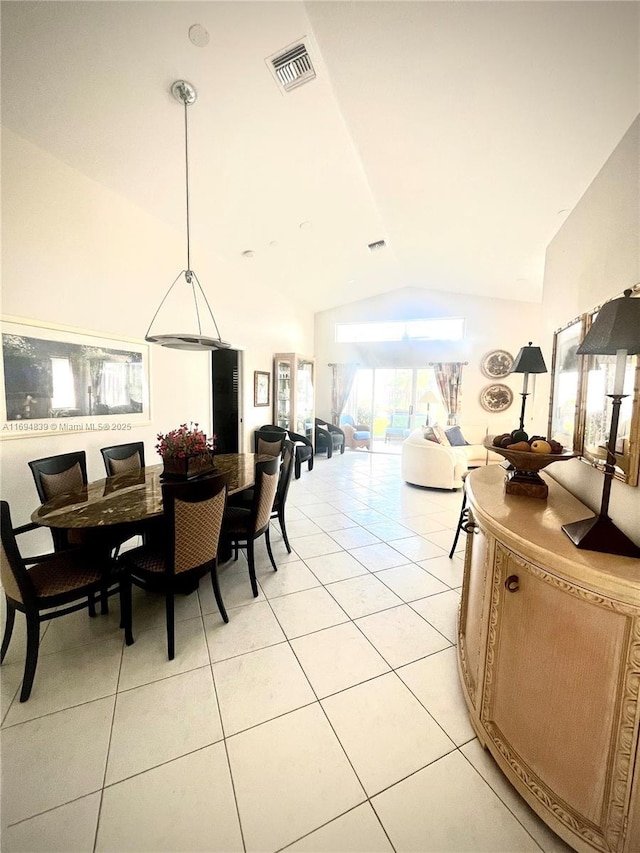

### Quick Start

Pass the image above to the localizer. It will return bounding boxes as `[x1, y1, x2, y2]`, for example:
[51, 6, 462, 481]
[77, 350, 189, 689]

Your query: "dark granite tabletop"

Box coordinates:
[31, 454, 263, 529]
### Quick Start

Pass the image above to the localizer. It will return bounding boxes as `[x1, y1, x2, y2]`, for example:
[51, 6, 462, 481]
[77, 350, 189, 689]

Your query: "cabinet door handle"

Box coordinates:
[505, 575, 519, 592]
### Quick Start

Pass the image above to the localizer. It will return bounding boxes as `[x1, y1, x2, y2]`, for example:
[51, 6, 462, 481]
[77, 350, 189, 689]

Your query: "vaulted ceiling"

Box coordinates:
[2, 1, 638, 313]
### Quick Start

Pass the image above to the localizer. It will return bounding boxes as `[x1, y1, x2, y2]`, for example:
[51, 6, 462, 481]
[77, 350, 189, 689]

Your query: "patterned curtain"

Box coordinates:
[330, 363, 358, 425]
[432, 362, 465, 425]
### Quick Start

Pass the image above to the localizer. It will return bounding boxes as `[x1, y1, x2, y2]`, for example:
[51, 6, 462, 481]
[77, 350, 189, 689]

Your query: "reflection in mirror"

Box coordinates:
[548, 317, 586, 451]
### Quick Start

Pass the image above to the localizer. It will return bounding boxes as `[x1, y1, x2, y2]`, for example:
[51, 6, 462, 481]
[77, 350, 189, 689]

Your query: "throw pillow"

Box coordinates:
[432, 425, 451, 446]
[445, 425, 469, 446]
[422, 426, 440, 443]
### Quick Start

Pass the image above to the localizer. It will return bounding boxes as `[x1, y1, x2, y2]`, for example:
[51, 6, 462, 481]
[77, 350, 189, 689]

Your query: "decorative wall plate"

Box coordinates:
[481, 350, 514, 379]
[480, 383, 514, 413]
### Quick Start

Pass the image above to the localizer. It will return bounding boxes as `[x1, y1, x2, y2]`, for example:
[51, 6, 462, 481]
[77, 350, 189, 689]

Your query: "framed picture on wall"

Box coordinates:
[254, 371, 270, 407]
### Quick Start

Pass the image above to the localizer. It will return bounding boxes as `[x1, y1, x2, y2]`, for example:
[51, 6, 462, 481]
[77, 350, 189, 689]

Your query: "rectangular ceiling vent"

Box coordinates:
[368, 239, 387, 252]
[268, 40, 316, 93]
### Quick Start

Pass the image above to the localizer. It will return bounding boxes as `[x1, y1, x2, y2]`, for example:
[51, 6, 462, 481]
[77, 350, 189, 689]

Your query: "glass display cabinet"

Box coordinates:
[273, 353, 315, 439]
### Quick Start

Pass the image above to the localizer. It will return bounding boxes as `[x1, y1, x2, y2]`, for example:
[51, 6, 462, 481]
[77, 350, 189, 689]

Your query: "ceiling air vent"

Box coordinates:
[268, 40, 316, 93]
[368, 239, 387, 252]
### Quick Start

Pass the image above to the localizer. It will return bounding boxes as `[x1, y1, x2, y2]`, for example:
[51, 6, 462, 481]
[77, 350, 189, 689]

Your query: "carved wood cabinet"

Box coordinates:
[457, 465, 640, 853]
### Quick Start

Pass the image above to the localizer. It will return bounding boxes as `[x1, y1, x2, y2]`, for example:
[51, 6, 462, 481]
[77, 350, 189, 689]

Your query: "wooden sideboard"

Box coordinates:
[456, 465, 640, 853]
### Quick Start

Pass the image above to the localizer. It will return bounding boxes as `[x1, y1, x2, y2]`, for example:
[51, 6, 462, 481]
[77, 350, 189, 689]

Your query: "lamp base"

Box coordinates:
[562, 515, 640, 558]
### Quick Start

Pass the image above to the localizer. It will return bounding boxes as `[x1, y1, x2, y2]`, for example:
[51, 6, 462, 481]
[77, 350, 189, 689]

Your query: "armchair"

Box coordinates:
[257, 424, 313, 479]
[314, 419, 345, 458]
[339, 414, 371, 450]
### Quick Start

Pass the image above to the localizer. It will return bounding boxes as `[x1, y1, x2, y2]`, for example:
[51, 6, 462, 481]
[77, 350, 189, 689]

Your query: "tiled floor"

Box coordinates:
[0, 450, 575, 853]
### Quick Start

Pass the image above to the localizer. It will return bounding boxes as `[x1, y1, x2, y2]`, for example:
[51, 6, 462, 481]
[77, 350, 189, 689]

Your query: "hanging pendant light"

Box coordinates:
[145, 80, 230, 351]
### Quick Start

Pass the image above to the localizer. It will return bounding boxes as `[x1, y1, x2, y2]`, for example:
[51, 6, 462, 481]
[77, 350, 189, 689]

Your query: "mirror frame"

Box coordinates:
[548, 287, 640, 487]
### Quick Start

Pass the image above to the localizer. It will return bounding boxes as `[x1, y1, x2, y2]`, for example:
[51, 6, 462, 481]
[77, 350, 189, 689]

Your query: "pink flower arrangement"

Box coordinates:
[156, 422, 217, 459]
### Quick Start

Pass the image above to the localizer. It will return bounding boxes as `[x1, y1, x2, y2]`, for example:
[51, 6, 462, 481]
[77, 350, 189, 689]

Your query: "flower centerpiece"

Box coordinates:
[156, 422, 217, 480]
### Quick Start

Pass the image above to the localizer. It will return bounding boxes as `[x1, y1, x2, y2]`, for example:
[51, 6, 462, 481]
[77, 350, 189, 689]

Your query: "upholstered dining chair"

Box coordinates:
[222, 456, 280, 597]
[119, 472, 230, 660]
[100, 441, 145, 476]
[258, 424, 313, 478]
[0, 500, 112, 702]
[253, 427, 286, 458]
[229, 440, 296, 554]
[29, 451, 123, 614]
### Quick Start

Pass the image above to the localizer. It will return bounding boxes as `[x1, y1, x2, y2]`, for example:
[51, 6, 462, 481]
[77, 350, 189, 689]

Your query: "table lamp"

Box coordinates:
[419, 391, 438, 426]
[562, 289, 640, 558]
[510, 342, 547, 431]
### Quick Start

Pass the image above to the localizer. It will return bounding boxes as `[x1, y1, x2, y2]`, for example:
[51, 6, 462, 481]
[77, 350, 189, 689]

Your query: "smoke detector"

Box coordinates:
[266, 38, 316, 93]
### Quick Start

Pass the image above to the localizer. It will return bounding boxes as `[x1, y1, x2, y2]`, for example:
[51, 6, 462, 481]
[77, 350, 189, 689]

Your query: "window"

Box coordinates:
[335, 317, 464, 343]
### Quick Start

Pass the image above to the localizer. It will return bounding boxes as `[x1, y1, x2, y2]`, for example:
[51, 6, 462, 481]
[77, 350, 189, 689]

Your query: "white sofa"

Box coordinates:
[401, 429, 469, 489]
[400, 427, 502, 489]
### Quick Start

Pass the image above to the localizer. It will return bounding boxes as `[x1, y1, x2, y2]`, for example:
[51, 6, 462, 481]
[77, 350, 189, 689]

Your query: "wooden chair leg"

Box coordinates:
[210, 560, 228, 623]
[119, 573, 134, 646]
[1, 598, 16, 663]
[277, 507, 291, 553]
[20, 612, 40, 702]
[247, 540, 259, 597]
[166, 592, 175, 660]
[265, 528, 278, 572]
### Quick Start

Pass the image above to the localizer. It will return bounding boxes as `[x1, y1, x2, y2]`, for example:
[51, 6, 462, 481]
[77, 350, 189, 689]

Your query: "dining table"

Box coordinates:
[31, 453, 265, 533]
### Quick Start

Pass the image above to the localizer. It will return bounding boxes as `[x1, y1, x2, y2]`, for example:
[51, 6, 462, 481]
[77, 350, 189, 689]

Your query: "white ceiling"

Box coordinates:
[2, 1, 639, 313]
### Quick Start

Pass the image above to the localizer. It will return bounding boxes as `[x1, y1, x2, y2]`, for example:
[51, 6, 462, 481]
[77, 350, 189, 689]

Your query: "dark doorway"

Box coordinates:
[211, 349, 241, 453]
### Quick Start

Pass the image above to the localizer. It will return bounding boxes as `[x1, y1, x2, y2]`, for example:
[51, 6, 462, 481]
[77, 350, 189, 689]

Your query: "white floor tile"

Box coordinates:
[213, 642, 315, 735]
[362, 520, 412, 540]
[105, 666, 222, 784]
[204, 600, 285, 663]
[460, 740, 576, 853]
[1, 697, 114, 825]
[327, 526, 381, 549]
[356, 605, 451, 667]
[410, 589, 460, 642]
[418, 554, 465, 588]
[390, 535, 448, 561]
[424, 527, 464, 553]
[300, 501, 346, 518]
[304, 550, 369, 584]
[97, 743, 243, 852]
[38, 606, 123, 656]
[118, 616, 210, 691]
[283, 803, 394, 852]
[288, 532, 344, 559]
[127, 585, 202, 633]
[252, 537, 301, 570]
[375, 564, 449, 602]
[291, 622, 390, 698]
[227, 704, 366, 852]
[1, 662, 24, 724]
[372, 750, 541, 852]
[350, 542, 408, 572]
[269, 587, 349, 639]
[325, 574, 404, 619]
[3, 792, 101, 853]
[284, 517, 325, 538]
[313, 513, 360, 532]
[397, 647, 475, 745]
[255, 559, 321, 598]
[399, 514, 449, 535]
[322, 673, 455, 795]
[4, 637, 122, 726]
[203, 562, 261, 610]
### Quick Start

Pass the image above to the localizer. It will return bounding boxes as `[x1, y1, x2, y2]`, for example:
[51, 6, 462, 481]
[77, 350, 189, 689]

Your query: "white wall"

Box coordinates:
[314, 286, 543, 442]
[0, 129, 313, 534]
[536, 116, 640, 546]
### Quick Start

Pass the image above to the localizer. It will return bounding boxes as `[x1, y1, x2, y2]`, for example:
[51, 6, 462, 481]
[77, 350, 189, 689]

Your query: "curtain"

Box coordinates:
[432, 362, 465, 425]
[330, 363, 358, 425]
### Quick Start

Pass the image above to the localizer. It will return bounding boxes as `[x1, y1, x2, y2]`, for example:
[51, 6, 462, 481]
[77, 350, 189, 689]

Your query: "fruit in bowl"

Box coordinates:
[492, 430, 564, 455]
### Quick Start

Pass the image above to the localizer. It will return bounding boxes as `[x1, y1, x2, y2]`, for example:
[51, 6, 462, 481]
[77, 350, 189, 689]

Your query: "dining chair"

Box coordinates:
[258, 424, 313, 478]
[0, 500, 112, 702]
[119, 472, 230, 660]
[230, 440, 296, 553]
[222, 456, 280, 597]
[100, 442, 145, 476]
[253, 427, 286, 458]
[29, 451, 119, 613]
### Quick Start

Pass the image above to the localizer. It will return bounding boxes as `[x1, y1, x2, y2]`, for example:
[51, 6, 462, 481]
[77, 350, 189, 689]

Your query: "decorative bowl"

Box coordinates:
[483, 438, 578, 472]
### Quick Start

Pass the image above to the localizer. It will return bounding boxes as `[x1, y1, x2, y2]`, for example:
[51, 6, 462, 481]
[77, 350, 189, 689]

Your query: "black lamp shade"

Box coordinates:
[576, 289, 640, 356]
[511, 342, 547, 375]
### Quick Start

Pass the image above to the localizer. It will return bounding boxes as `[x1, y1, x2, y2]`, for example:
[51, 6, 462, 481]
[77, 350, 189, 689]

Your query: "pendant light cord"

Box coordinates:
[183, 98, 191, 274]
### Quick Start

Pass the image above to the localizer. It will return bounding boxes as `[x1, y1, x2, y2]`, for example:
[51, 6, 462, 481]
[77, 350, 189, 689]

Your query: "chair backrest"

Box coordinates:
[340, 414, 355, 427]
[162, 473, 230, 575]
[250, 456, 280, 535]
[275, 440, 295, 508]
[28, 452, 88, 504]
[254, 428, 286, 457]
[0, 501, 36, 607]
[100, 442, 145, 476]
